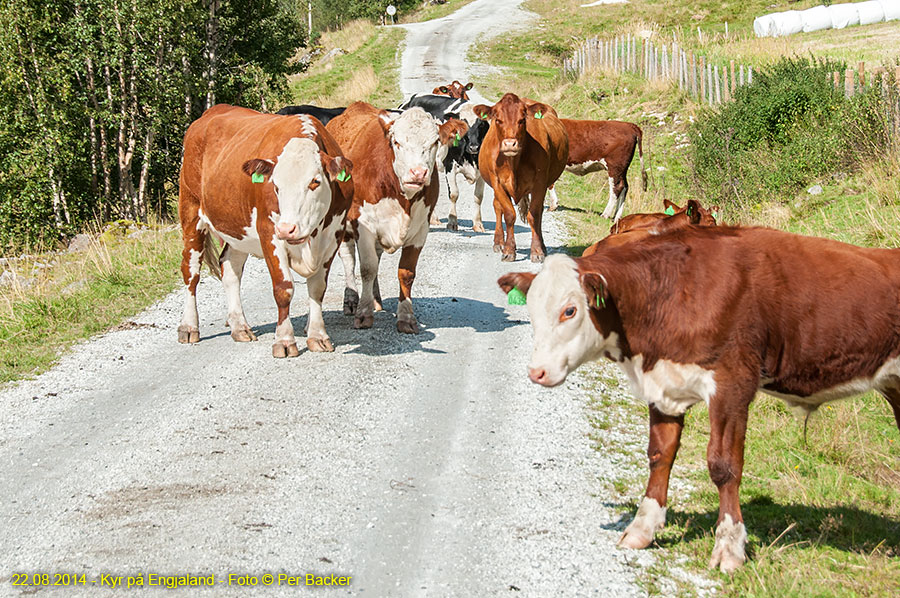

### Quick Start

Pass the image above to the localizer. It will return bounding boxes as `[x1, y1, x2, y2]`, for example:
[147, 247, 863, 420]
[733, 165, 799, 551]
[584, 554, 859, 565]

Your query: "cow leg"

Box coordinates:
[304, 264, 334, 353]
[262, 241, 299, 358]
[339, 237, 359, 316]
[619, 406, 685, 549]
[526, 187, 548, 263]
[373, 245, 384, 312]
[547, 184, 559, 211]
[446, 168, 460, 231]
[177, 197, 204, 344]
[492, 189, 517, 261]
[878, 386, 900, 431]
[353, 228, 378, 329]
[600, 176, 618, 219]
[472, 176, 486, 233]
[220, 244, 256, 342]
[396, 245, 422, 334]
[612, 175, 630, 222]
[707, 385, 754, 573]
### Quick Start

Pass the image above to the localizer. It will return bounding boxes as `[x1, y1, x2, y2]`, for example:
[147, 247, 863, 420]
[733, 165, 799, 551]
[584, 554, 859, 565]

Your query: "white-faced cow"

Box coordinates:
[432, 80, 474, 100]
[546, 119, 647, 222]
[499, 226, 900, 572]
[326, 102, 458, 333]
[473, 93, 568, 262]
[178, 105, 353, 357]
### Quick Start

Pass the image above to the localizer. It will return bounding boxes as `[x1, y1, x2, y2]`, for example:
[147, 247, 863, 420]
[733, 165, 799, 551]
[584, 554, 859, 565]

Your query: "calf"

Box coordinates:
[608, 199, 718, 236]
[432, 80, 474, 100]
[276, 104, 345, 125]
[178, 105, 352, 357]
[473, 93, 568, 262]
[432, 115, 490, 232]
[546, 119, 647, 222]
[327, 102, 458, 333]
[499, 226, 900, 572]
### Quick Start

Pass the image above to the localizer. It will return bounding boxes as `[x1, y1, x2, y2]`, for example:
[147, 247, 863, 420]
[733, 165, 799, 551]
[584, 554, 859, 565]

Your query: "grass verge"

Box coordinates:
[401, 0, 479, 23]
[0, 228, 181, 384]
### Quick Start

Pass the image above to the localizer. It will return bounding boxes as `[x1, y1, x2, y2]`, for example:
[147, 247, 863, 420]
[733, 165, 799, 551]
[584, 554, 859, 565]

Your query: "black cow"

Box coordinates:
[399, 94, 467, 122]
[431, 117, 489, 233]
[276, 104, 346, 125]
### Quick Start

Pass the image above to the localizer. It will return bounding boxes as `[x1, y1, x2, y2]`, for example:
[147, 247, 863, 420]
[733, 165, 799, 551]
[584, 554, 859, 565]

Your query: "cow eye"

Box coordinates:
[308, 179, 321, 191]
[560, 305, 577, 321]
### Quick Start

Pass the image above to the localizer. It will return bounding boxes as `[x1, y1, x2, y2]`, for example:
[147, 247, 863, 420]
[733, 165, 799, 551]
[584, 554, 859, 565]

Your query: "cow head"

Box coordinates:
[439, 118, 470, 149]
[463, 118, 490, 156]
[498, 255, 614, 387]
[242, 138, 352, 245]
[433, 80, 473, 100]
[380, 107, 459, 198]
[473, 93, 550, 158]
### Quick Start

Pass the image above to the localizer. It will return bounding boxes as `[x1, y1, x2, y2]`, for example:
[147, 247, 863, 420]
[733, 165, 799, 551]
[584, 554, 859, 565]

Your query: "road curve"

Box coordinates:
[0, 2, 652, 596]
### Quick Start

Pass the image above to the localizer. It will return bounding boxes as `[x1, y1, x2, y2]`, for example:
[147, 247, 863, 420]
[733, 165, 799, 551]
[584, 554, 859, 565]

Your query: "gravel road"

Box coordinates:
[0, 2, 665, 596]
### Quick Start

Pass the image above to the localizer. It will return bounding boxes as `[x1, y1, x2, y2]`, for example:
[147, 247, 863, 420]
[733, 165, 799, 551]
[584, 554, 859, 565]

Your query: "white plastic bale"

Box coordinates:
[773, 11, 804, 37]
[753, 14, 775, 37]
[879, 0, 900, 21]
[829, 3, 861, 29]
[800, 6, 833, 32]
[857, 0, 885, 25]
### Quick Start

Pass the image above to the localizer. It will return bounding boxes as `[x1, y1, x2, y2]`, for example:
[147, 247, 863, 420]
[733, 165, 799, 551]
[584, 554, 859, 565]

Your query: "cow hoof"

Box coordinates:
[230, 327, 257, 342]
[547, 203, 558, 212]
[446, 217, 458, 231]
[617, 529, 654, 550]
[709, 515, 747, 574]
[473, 222, 485, 233]
[272, 341, 300, 358]
[307, 337, 334, 352]
[177, 325, 200, 344]
[429, 215, 441, 226]
[343, 288, 359, 316]
[709, 552, 745, 575]
[397, 319, 419, 334]
[493, 243, 502, 253]
[354, 314, 374, 329]
[530, 252, 545, 263]
[501, 252, 516, 262]
[374, 300, 383, 312]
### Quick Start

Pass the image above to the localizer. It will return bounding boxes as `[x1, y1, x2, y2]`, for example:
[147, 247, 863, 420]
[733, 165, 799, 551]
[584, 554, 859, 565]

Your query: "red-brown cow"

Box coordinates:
[432, 80, 474, 100]
[499, 226, 900, 572]
[546, 119, 647, 222]
[327, 102, 458, 333]
[473, 93, 568, 262]
[178, 105, 352, 357]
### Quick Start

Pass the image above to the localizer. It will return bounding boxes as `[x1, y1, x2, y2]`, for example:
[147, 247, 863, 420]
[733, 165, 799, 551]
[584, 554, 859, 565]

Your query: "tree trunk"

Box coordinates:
[204, 0, 220, 109]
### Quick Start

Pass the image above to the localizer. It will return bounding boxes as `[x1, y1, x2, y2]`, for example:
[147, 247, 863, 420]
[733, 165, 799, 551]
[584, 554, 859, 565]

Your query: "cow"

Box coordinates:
[276, 104, 346, 125]
[546, 119, 647, 222]
[178, 105, 353, 357]
[498, 226, 900, 573]
[429, 112, 490, 232]
[472, 93, 568, 262]
[326, 102, 458, 333]
[398, 93, 467, 122]
[432, 80, 474, 100]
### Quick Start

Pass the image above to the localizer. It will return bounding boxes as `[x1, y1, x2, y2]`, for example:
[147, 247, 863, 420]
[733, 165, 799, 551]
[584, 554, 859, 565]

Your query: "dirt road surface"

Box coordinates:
[0, 1, 658, 596]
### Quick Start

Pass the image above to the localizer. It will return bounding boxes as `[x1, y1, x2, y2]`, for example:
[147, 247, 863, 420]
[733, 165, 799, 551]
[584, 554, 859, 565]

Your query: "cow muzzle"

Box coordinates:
[403, 166, 429, 189]
[528, 365, 564, 387]
[275, 222, 309, 245]
[500, 139, 521, 157]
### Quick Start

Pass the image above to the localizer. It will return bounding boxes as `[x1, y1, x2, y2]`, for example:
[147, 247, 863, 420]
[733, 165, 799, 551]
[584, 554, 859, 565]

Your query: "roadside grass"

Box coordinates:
[289, 22, 405, 108]
[0, 228, 181, 384]
[400, 0, 478, 23]
[478, 1, 900, 594]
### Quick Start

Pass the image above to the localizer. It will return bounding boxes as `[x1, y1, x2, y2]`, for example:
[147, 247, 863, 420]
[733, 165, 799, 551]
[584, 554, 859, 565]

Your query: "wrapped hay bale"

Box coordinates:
[829, 3, 861, 29]
[801, 6, 833, 32]
[857, 0, 885, 25]
[753, 14, 775, 37]
[879, 0, 900, 21]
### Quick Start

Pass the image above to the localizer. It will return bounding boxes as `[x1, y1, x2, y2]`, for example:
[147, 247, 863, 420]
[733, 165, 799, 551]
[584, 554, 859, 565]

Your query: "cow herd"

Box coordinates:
[177, 82, 899, 574]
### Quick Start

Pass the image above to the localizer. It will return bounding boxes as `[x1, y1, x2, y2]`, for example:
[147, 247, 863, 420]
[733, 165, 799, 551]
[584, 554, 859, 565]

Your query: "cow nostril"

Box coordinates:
[528, 367, 547, 383]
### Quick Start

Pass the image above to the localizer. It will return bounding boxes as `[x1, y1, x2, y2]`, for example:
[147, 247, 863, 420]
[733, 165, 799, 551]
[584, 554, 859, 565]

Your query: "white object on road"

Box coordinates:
[580, 0, 628, 6]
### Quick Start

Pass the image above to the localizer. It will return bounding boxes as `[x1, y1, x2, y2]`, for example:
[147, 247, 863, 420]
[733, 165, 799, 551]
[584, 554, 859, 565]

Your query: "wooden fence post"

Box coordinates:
[730, 60, 736, 96]
[858, 61, 866, 89]
[699, 55, 706, 103]
[691, 53, 697, 98]
[715, 64, 722, 104]
[845, 68, 855, 97]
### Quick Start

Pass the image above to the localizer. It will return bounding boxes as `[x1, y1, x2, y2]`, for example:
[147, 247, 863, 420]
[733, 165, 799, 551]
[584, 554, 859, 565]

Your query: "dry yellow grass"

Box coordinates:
[319, 19, 374, 56]
[331, 64, 378, 105]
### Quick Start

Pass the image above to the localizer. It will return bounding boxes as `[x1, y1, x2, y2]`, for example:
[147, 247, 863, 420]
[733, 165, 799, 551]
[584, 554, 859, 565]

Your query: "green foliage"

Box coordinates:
[0, 0, 307, 250]
[310, 0, 421, 32]
[689, 57, 896, 212]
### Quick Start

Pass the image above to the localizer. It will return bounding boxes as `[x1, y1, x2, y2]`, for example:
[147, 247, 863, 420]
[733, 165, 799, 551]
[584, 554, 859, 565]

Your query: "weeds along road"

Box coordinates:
[0, 1, 651, 596]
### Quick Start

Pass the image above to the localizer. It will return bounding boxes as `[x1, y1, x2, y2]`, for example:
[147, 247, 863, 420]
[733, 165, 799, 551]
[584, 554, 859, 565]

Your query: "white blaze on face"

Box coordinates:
[527, 255, 615, 386]
[389, 108, 440, 198]
[270, 137, 331, 239]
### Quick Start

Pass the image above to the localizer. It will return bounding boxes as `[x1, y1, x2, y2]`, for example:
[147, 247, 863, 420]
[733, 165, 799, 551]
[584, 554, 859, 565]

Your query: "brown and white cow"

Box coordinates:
[499, 226, 900, 572]
[178, 105, 353, 357]
[546, 119, 647, 222]
[433, 80, 474, 100]
[473, 93, 568, 262]
[326, 102, 458, 333]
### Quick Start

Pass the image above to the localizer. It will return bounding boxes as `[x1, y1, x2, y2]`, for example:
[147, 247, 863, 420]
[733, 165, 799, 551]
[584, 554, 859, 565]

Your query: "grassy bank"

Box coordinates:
[0, 228, 182, 383]
[477, 1, 900, 595]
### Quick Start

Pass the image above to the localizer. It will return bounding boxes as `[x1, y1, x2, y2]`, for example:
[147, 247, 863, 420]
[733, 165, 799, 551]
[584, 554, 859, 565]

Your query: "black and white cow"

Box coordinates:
[399, 94, 467, 122]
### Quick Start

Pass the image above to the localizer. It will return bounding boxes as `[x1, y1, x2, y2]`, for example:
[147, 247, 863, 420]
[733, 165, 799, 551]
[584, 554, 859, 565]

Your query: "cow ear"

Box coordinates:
[377, 110, 394, 133]
[439, 119, 468, 145]
[472, 104, 492, 120]
[527, 103, 551, 119]
[662, 199, 681, 211]
[242, 159, 275, 180]
[465, 82, 474, 90]
[322, 153, 352, 181]
[710, 205, 721, 221]
[580, 272, 609, 310]
[497, 272, 536, 296]
[686, 199, 701, 223]
[439, 86, 450, 94]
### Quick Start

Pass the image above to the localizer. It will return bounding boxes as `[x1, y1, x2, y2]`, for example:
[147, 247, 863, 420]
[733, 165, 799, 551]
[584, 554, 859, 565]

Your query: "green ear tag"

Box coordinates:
[712, 210, 718, 220]
[664, 206, 675, 216]
[453, 132, 460, 147]
[251, 172, 265, 184]
[596, 294, 605, 308]
[534, 111, 543, 119]
[481, 112, 488, 119]
[687, 206, 693, 217]
[337, 169, 351, 182]
[507, 286, 527, 305]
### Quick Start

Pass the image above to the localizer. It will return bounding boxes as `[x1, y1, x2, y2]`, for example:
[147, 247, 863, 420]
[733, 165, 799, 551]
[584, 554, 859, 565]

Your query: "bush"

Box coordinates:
[689, 56, 896, 212]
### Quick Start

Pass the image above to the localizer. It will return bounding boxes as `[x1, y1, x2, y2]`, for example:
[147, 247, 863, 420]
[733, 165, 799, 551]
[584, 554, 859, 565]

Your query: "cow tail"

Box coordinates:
[201, 231, 223, 280]
[637, 129, 648, 192]
[517, 194, 530, 224]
